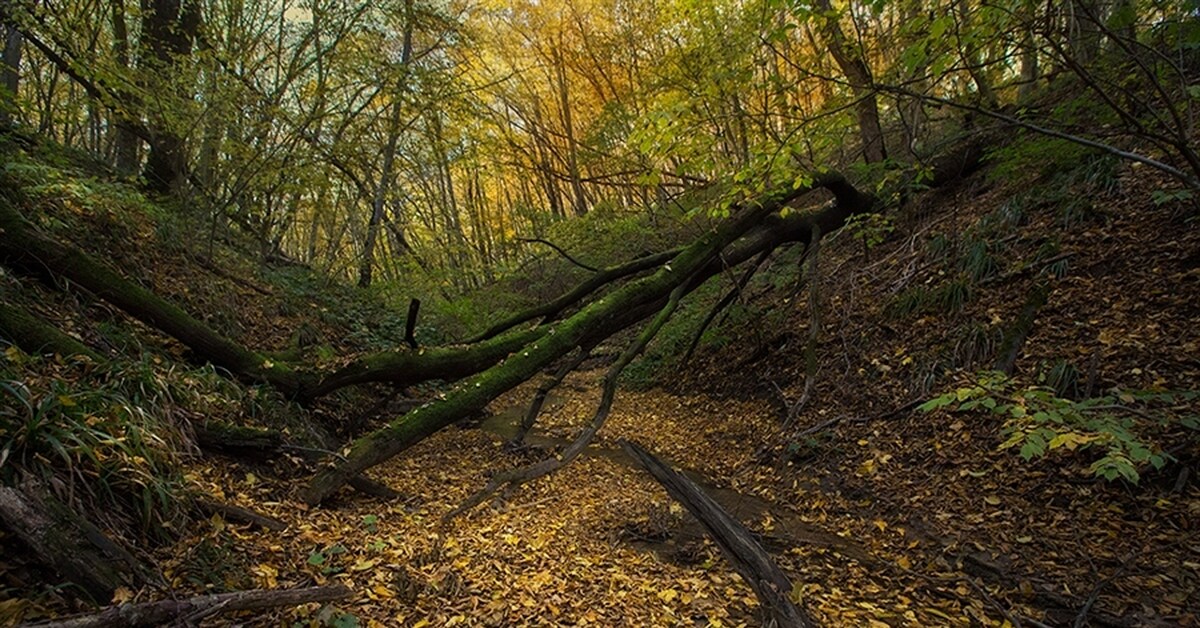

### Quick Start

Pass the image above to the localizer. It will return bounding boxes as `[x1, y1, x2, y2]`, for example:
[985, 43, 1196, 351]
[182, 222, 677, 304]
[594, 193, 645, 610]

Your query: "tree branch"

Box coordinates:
[516, 237, 600, 272]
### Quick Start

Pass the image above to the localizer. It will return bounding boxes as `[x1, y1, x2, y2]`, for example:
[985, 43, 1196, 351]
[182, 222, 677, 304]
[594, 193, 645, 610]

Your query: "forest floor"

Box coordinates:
[171, 361, 1196, 627]
[2, 136, 1198, 627]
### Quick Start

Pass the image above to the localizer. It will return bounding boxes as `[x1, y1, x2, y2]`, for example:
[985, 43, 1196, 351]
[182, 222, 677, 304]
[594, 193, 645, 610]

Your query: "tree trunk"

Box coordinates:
[358, 0, 412, 287]
[1, 22, 22, 127]
[110, 0, 140, 174]
[139, 0, 201, 193]
[553, 38, 588, 216]
[813, 0, 887, 164]
[1067, 0, 1103, 65]
[0, 301, 102, 359]
[1018, 28, 1039, 103]
[359, 99, 403, 288]
[953, 0, 999, 108]
[0, 482, 147, 603]
[302, 326, 547, 401]
[0, 188, 307, 392]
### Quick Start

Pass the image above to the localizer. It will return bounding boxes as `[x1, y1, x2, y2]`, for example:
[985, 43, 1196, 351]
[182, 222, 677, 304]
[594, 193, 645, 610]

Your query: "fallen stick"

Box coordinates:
[195, 499, 288, 532]
[22, 584, 352, 628]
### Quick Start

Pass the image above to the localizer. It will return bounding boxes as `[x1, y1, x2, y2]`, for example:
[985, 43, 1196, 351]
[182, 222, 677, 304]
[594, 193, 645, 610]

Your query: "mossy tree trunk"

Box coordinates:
[0, 189, 308, 392]
[0, 187, 538, 401]
[303, 174, 870, 505]
[0, 301, 102, 360]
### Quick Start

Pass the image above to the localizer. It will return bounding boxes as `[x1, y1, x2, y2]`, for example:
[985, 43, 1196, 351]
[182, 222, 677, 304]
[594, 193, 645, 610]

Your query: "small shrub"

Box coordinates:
[920, 372, 1200, 483]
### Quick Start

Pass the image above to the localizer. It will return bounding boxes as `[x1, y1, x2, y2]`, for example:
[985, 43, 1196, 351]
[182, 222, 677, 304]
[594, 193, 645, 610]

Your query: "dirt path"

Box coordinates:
[166, 372, 903, 625]
[168, 368, 1196, 626]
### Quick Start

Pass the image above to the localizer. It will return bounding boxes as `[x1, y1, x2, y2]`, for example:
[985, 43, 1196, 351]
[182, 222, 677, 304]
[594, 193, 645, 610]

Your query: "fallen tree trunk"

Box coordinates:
[0, 482, 147, 603]
[0, 189, 308, 394]
[0, 185, 536, 402]
[0, 301, 101, 360]
[303, 176, 851, 505]
[193, 421, 402, 500]
[301, 327, 546, 401]
[24, 584, 351, 628]
[621, 440, 816, 628]
[446, 278, 693, 522]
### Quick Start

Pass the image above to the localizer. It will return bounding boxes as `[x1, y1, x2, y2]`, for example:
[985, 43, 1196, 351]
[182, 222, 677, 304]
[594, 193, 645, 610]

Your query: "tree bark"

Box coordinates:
[465, 247, 681, 343]
[302, 326, 546, 401]
[359, 99, 403, 288]
[0, 483, 147, 603]
[138, 0, 201, 193]
[1, 21, 21, 127]
[0, 301, 101, 359]
[0, 188, 307, 392]
[622, 440, 817, 628]
[358, 0, 413, 288]
[110, 0, 140, 174]
[1018, 28, 1039, 103]
[813, 0, 887, 164]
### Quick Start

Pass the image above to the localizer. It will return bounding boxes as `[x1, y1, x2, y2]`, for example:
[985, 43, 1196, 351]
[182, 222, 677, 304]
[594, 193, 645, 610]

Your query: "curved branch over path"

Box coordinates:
[303, 172, 873, 505]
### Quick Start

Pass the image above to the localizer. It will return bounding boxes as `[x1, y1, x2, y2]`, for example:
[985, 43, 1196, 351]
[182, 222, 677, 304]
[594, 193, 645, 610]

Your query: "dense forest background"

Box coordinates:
[0, 0, 1197, 625]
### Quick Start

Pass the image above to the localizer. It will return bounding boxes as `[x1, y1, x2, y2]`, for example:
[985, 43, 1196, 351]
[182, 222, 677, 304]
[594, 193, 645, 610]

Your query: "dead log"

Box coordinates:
[194, 499, 287, 532]
[0, 483, 146, 603]
[301, 327, 545, 401]
[193, 422, 402, 500]
[620, 440, 817, 628]
[302, 180, 823, 505]
[0, 301, 102, 360]
[22, 584, 351, 628]
[0, 185, 532, 402]
[464, 248, 681, 343]
[447, 279, 692, 522]
[0, 188, 309, 394]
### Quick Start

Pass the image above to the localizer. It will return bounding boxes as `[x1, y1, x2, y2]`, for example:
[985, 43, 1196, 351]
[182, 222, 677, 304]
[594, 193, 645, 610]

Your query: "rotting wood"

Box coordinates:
[0, 483, 145, 603]
[621, 439, 817, 628]
[22, 584, 351, 628]
[194, 499, 287, 532]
